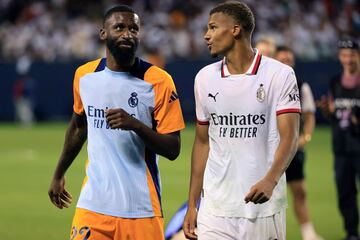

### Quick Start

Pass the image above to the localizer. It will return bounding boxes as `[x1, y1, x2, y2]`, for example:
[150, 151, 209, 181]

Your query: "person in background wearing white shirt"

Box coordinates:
[275, 46, 323, 240]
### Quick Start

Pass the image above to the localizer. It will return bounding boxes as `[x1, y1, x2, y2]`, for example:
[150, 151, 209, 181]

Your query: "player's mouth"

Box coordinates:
[118, 41, 134, 49]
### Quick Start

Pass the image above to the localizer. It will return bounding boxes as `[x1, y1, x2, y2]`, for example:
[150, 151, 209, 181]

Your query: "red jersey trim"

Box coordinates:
[276, 108, 301, 116]
[197, 119, 210, 125]
[221, 61, 228, 78]
[221, 52, 262, 77]
[251, 54, 262, 75]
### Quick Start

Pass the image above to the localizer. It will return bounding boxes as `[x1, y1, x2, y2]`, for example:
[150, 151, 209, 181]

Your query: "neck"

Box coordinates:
[106, 49, 135, 72]
[224, 40, 254, 75]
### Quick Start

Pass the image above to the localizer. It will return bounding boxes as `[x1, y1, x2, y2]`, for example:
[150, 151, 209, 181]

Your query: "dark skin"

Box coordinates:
[48, 11, 181, 209]
[100, 12, 140, 71]
[48, 113, 87, 209]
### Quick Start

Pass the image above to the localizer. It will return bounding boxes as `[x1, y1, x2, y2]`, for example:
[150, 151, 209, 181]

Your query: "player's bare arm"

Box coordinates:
[105, 108, 181, 160]
[183, 123, 209, 240]
[245, 112, 299, 204]
[48, 112, 87, 209]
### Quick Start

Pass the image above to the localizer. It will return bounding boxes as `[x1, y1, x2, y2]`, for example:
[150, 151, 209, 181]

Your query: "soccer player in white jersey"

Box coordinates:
[48, 5, 185, 240]
[183, 2, 300, 240]
[275, 46, 323, 240]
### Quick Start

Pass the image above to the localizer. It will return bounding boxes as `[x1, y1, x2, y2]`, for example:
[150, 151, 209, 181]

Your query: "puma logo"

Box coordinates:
[208, 92, 219, 102]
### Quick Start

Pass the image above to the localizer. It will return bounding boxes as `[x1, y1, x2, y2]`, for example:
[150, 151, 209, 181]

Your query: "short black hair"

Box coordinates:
[276, 45, 294, 54]
[103, 5, 135, 25]
[210, 1, 255, 35]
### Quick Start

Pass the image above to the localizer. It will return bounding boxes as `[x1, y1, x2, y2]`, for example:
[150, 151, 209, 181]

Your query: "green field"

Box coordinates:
[0, 123, 354, 239]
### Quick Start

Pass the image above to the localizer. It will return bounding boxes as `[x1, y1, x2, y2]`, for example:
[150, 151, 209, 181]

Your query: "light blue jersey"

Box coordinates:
[73, 58, 185, 218]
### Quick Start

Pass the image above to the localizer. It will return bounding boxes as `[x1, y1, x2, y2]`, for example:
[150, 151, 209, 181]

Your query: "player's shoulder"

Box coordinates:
[196, 60, 222, 80]
[141, 60, 174, 86]
[76, 58, 106, 72]
[75, 58, 106, 78]
[145, 64, 172, 81]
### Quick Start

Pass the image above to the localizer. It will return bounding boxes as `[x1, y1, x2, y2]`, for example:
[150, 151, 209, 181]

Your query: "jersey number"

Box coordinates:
[71, 226, 91, 240]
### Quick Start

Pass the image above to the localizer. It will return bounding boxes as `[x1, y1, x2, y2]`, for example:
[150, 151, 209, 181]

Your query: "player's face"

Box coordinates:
[275, 51, 295, 68]
[338, 48, 360, 73]
[101, 12, 140, 65]
[204, 12, 237, 58]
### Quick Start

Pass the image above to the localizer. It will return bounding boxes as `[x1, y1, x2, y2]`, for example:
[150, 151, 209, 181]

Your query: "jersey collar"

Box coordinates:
[221, 49, 262, 78]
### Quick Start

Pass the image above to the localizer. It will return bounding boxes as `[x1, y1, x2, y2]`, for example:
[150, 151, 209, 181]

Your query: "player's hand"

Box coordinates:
[183, 207, 198, 239]
[48, 177, 72, 209]
[105, 108, 140, 130]
[244, 177, 277, 204]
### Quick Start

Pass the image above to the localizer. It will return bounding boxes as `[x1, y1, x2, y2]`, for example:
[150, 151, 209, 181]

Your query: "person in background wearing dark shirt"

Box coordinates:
[318, 39, 360, 240]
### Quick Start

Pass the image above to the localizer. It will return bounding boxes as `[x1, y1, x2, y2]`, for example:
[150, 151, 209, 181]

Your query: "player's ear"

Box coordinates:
[233, 25, 241, 39]
[99, 28, 107, 41]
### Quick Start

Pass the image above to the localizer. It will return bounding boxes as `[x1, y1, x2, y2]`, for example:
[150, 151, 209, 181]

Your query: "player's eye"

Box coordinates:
[209, 25, 216, 30]
[129, 27, 139, 33]
[115, 25, 124, 31]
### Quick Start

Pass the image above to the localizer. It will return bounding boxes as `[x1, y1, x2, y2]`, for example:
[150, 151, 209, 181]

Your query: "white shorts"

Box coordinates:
[197, 207, 286, 240]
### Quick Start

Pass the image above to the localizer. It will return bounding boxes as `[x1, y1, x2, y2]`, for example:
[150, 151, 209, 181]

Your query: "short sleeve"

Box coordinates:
[194, 73, 209, 125]
[73, 68, 84, 115]
[276, 71, 301, 115]
[301, 82, 316, 113]
[145, 67, 185, 134]
[73, 59, 103, 115]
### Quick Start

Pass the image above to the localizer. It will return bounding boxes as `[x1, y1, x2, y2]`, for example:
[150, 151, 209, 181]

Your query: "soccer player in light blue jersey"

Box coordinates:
[48, 5, 185, 240]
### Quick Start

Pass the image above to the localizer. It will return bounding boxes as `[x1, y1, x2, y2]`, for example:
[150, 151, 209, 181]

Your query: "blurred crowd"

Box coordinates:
[0, 0, 359, 62]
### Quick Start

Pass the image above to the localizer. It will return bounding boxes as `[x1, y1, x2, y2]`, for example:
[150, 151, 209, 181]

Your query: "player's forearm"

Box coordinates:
[266, 137, 298, 184]
[53, 116, 87, 179]
[133, 122, 180, 160]
[188, 138, 209, 208]
[266, 114, 299, 184]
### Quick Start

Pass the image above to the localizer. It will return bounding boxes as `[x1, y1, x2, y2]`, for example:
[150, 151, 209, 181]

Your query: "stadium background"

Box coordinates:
[0, 0, 359, 239]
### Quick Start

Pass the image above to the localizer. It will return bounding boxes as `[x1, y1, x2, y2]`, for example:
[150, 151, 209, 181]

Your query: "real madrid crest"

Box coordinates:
[128, 92, 138, 108]
[256, 84, 265, 102]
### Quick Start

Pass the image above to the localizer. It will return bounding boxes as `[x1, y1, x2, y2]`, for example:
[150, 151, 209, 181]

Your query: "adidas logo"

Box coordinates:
[168, 91, 179, 103]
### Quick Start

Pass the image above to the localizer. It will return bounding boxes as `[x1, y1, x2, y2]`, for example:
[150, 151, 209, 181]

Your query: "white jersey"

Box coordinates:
[195, 50, 301, 218]
[300, 82, 316, 113]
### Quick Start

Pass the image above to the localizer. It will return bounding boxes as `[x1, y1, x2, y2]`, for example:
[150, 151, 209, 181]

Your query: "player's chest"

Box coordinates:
[80, 77, 154, 110]
[204, 78, 269, 113]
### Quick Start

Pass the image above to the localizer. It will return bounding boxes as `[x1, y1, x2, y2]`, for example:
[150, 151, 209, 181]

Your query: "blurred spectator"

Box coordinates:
[0, 0, 359, 62]
[143, 48, 166, 69]
[255, 37, 276, 58]
[275, 46, 323, 240]
[317, 38, 360, 240]
[13, 55, 35, 126]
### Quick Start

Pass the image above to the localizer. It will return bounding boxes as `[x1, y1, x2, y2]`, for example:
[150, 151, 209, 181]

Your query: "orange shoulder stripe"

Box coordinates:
[143, 66, 185, 134]
[73, 58, 103, 114]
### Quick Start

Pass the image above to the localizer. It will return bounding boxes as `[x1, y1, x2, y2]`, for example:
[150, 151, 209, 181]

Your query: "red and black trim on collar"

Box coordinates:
[276, 108, 301, 116]
[221, 61, 228, 78]
[220, 52, 262, 78]
[251, 53, 262, 75]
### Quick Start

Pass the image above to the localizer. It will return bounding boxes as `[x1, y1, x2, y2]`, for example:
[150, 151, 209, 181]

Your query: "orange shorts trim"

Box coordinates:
[70, 208, 164, 240]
